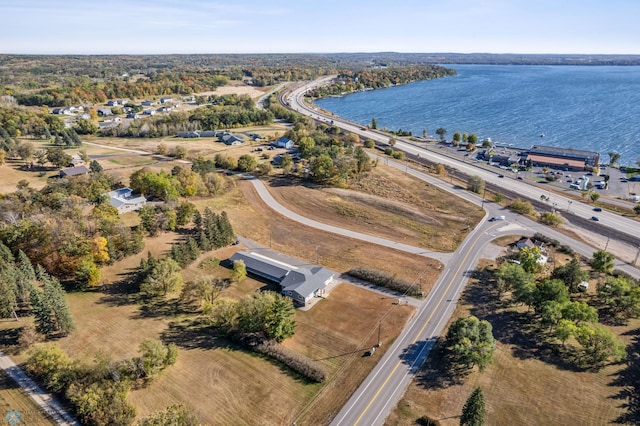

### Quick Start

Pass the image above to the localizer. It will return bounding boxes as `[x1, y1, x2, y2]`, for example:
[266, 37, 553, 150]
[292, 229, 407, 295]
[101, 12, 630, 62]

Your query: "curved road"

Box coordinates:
[263, 78, 640, 425]
[285, 80, 640, 243]
[244, 162, 638, 426]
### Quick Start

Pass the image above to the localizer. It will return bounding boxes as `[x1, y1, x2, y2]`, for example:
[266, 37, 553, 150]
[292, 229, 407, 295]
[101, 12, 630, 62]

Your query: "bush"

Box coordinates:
[255, 340, 327, 383]
[509, 198, 535, 215]
[364, 139, 375, 148]
[347, 267, 420, 296]
[384, 147, 393, 155]
[539, 211, 564, 227]
[392, 151, 405, 160]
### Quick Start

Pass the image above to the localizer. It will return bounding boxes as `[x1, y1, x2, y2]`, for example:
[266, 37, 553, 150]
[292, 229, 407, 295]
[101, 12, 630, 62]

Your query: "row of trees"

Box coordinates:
[26, 339, 178, 425]
[130, 164, 230, 202]
[307, 65, 457, 97]
[0, 243, 74, 336]
[102, 100, 273, 138]
[493, 250, 630, 367]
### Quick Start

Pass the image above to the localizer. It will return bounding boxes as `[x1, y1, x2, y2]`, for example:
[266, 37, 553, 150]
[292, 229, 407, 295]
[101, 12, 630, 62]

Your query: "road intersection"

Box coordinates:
[274, 80, 640, 424]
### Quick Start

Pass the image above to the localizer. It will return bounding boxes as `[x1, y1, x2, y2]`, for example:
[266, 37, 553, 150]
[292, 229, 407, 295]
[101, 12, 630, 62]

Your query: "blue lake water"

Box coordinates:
[314, 64, 640, 164]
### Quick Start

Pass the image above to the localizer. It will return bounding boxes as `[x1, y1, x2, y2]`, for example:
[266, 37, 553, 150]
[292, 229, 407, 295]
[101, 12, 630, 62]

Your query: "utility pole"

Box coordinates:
[604, 237, 610, 252]
[635, 246, 640, 266]
[377, 322, 382, 347]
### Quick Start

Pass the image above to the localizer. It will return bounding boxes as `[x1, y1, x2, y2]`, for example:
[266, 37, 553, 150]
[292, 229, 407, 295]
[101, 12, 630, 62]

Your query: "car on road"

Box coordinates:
[498, 174, 504, 178]
[593, 207, 602, 212]
[489, 215, 506, 222]
[517, 176, 524, 180]
[591, 216, 600, 221]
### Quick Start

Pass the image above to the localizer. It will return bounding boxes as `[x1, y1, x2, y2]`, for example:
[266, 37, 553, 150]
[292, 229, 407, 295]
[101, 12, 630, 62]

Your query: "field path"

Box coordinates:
[0, 350, 80, 425]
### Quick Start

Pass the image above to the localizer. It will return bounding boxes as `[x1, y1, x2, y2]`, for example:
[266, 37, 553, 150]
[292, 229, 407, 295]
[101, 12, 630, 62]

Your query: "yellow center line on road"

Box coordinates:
[352, 225, 493, 425]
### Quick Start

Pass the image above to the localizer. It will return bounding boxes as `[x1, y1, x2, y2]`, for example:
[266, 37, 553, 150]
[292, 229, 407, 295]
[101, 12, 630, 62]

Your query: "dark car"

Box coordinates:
[593, 207, 602, 212]
[591, 216, 600, 221]
[517, 176, 524, 180]
[498, 174, 504, 178]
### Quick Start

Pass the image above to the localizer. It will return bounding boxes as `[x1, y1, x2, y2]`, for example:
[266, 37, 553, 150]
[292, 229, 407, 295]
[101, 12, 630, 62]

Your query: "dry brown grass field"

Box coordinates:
[267, 165, 484, 253]
[0, 370, 56, 426]
[386, 257, 640, 426]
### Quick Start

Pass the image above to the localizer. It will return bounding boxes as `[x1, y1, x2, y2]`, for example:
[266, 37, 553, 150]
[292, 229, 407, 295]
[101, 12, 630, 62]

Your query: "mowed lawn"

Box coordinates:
[55, 279, 413, 425]
[386, 259, 639, 426]
[0, 370, 57, 426]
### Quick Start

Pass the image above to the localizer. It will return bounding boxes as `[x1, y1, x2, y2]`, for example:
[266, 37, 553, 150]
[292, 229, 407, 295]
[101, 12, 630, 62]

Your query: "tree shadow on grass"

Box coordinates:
[609, 327, 640, 425]
[413, 337, 469, 391]
[160, 319, 234, 351]
[462, 272, 582, 373]
[132, 297, 185, 320]
[0, 327, 21, 355]
[97, 268, 143, 307]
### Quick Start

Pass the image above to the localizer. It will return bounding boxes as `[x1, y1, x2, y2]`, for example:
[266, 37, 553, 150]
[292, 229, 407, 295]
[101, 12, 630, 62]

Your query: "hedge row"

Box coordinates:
[231, 333, 327, 383]
[256, 340, 327, 383]
[347, 267, 421, 297]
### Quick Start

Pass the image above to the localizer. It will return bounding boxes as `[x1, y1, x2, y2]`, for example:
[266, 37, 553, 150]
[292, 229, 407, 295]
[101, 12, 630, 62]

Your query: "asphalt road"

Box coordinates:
[286, 81, 640, 243]
[277, 80, 640, 424]
[244, 163, 638, 425]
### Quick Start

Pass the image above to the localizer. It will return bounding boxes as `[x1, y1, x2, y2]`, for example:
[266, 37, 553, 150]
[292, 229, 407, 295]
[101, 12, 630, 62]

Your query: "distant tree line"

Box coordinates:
[307, 65, 456, 98]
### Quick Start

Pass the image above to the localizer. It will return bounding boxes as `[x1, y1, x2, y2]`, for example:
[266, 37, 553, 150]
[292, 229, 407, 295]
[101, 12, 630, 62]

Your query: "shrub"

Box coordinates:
[257, 340, 327, 382]
[384, 147, 393, 155]
[539, 211, 564, 227]
[509, 198, 535, 215]
[347, 267, 420, 296]
[364, 139, 375, 148]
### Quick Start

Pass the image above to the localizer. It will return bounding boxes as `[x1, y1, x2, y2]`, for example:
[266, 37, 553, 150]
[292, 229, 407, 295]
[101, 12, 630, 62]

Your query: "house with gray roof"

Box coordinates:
[229, 251, 334, 307]
[275, 137, 294, 149]
[59, 165, 89, 178]
[219, 133, 244, 146]
[105, 187, 147, 214]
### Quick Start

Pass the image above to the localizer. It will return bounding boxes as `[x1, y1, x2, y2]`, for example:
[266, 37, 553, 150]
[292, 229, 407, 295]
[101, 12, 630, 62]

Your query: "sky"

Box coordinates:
[1, 0, 639, 55]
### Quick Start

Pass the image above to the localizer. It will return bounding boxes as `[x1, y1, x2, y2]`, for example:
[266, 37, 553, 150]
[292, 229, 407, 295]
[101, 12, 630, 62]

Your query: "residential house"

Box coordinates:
[126, 113, 140, 120]
[275, 137, 294, 149]
[229, 251, 334, 307]
[70, 154, 84, 167]
[177, 131, 200, 138]
[142, 109, 156, 116]
[160, 97, 173, 104]
[141, 100, 155, 106]
[220, 133, 244, 146]
[105, 187, 147, 214]
[199, 130, 217, 138]
[97, 108, 113, 117]
[59, 165, 90, 178]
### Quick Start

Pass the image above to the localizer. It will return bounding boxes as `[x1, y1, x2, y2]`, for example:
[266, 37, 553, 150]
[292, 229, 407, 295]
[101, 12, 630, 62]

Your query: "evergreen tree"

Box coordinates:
[460, 387, 485, 426]
[40, 268, 75, 336]
[30, 283, 53, 336]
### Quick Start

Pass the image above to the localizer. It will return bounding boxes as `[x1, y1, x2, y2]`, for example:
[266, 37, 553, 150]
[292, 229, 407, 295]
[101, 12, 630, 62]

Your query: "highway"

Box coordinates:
[271, 79, 640, 425]
[285, 80, 640, 243]
[243, 157, 638, 425]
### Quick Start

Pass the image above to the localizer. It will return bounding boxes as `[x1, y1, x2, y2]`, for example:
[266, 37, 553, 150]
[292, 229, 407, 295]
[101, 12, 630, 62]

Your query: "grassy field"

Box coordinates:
[0, 370, 57, 426]
[386, 257, 640, 426]
[267, 165, 484, 253]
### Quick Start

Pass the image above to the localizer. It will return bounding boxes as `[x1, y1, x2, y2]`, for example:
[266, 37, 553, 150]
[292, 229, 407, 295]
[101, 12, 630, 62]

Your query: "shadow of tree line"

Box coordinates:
[610, 327, 640, 425]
